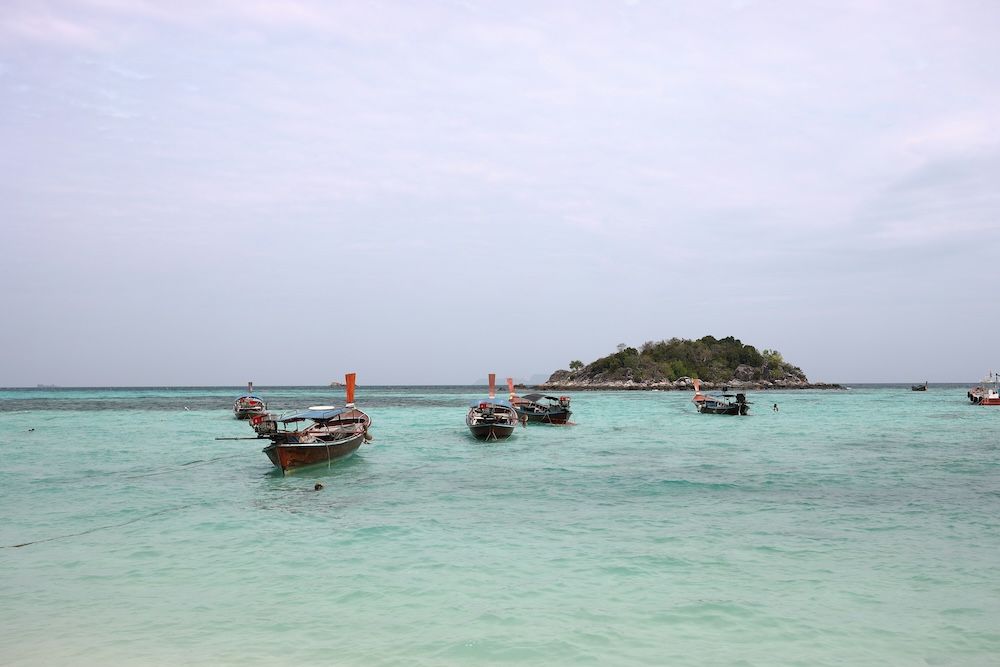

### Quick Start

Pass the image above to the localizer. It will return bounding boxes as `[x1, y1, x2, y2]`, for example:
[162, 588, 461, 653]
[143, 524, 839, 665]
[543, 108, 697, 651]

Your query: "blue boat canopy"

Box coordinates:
[278, 407, 349, 422]
[469, 398, 514, 408]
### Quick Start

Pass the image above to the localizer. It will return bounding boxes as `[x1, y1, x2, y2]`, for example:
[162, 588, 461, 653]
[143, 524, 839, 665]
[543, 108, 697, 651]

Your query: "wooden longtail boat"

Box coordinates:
[467, 374, 520, 441]
[507, 378, 572, 424]
[251, 373, 372, 473]
[233, 381, 268, 419]
[911, 382, 928, 391]
[691, 378, 750, 416]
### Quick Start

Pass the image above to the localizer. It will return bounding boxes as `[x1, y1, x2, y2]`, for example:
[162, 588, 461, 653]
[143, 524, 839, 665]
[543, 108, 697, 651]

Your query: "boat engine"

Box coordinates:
[251, 414, 277, 436]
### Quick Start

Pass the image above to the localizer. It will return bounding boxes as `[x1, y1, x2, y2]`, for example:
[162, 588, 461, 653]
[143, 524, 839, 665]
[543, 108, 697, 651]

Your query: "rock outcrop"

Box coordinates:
[537, 368, 840, 391]
[537, 336, 842, 390]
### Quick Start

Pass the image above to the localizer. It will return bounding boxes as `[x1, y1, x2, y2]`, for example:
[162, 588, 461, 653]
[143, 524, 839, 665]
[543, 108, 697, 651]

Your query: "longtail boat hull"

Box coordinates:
[694, 402, 749, 416]
[516, 409, 572, 424]
[468, 423, 516, 441]
[234, 403, 267, 420]
[263, 432, 365, 472]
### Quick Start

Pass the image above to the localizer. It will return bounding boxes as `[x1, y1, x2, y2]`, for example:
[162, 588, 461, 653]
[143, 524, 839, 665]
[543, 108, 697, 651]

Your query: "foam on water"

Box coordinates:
[1, 385, 999, 665]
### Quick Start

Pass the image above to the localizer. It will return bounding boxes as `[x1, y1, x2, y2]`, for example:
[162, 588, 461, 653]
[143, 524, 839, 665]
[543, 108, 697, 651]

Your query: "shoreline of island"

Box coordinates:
[534, 377, 845, 391]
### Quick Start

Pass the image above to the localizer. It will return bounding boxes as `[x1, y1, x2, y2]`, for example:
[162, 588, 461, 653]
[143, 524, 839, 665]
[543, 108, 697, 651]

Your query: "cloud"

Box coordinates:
[0, 8, 109, 49]
[3, 0, 1000, 384]
[860, 149, 1000, 246]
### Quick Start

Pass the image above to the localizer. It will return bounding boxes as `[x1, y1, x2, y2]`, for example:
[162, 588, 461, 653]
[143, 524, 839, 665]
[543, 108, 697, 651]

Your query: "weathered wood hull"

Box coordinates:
[515, 408, 571, 424]
[263, 432, 365, 473]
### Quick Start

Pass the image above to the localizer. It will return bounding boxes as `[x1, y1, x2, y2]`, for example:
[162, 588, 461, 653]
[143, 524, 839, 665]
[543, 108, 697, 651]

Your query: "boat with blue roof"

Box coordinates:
[233, 382, 268, 419]
[250, 373, 372, 473]
[467, 374, 520, 441]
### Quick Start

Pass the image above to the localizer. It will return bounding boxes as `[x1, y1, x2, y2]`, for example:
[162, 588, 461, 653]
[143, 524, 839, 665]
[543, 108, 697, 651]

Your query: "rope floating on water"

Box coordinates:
[1, 503, 197, 549]
[121, 452, 256, 479]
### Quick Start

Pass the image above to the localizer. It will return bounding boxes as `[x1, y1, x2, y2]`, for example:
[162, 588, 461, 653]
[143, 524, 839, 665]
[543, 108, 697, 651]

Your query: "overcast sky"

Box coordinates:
[2, 0, 998, 387]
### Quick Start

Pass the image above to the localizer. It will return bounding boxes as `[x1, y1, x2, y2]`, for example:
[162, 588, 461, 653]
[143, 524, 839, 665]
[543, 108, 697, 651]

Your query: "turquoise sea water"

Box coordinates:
[2, 384, 999, 666]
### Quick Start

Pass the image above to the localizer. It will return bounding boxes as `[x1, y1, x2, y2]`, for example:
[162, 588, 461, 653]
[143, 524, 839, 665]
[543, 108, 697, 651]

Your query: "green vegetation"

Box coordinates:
[573, 336, 805, 384]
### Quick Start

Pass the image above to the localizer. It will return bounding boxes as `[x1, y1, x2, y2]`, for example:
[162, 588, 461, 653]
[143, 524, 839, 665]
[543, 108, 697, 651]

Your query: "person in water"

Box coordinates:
[773, 404, 779, 412]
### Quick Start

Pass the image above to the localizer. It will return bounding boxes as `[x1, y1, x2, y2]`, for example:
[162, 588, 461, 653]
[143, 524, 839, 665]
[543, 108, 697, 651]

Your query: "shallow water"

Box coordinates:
[2, 385, 999, 666]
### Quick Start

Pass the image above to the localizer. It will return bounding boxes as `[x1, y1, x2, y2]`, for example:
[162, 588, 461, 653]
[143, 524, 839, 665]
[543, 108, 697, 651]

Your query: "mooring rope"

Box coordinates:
[121, 452, 256, 478]
[1, 503, 197, 549]
[2, 451, 264, 549]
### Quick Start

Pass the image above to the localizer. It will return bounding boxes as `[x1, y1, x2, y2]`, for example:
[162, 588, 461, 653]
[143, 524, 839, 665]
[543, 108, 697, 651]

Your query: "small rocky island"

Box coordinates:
[536, 336, 841, 391]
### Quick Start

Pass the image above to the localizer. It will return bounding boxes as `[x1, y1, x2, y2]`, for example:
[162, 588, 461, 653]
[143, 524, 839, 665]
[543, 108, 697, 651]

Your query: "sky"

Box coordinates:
[2, 0, 999, 387]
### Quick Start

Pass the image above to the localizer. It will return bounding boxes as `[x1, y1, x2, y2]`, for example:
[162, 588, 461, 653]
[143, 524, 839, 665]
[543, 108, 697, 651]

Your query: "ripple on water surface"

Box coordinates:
[2, 385, 1000, 666]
